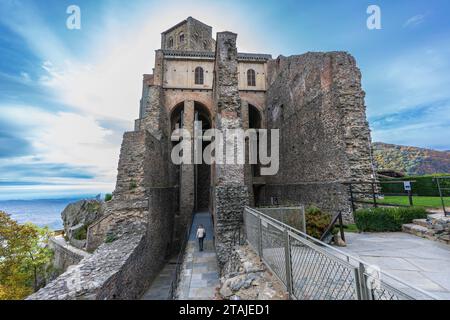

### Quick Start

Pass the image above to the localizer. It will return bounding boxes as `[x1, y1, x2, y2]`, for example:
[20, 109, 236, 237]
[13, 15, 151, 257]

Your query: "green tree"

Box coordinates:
[0, 211, 54, 300]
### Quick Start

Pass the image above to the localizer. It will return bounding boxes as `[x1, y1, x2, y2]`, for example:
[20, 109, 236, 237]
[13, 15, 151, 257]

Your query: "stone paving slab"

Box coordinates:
[176, 212, 220, 300]
[343, 232, 450, 299]
[141, 262, 177, 300]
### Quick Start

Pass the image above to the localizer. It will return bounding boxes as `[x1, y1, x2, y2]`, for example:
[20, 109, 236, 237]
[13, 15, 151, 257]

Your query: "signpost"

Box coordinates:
[404, 181, 413, 206]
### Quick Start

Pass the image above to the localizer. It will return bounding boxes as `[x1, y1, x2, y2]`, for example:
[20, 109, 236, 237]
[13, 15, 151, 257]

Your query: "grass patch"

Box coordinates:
[343, 224, 359, 233]
[378, 196, 450, 208]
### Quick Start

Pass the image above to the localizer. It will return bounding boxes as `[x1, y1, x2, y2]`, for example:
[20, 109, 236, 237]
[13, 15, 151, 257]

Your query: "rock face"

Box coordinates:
[219, 245, 287, 300]
[61, 200, 103, 249]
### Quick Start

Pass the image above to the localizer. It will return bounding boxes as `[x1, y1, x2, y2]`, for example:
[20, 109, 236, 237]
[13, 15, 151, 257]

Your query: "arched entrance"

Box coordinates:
[194, 102, 211, 211]
[170, 101, 212, 212]
[248, 104, 262, 177]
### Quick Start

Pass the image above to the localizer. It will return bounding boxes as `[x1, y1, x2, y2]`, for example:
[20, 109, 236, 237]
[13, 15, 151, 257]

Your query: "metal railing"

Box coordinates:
[168, 216, 194, 299]
[346, 180, 416, 212]
[243, 206, 438, 300]
[320, 211, 345, 243]
[435, 177, 450, 216]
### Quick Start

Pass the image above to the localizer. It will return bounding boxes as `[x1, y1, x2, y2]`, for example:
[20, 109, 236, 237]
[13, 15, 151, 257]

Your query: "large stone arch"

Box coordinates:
[165, 90, 214, 119]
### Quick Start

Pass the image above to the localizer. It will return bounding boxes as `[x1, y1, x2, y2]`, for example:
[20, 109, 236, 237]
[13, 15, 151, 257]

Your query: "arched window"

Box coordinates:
[179, 33, 185, 44]
[247, 69, 256, 87]
[168, 37, 174, 48]
[195, 67, 204, 85]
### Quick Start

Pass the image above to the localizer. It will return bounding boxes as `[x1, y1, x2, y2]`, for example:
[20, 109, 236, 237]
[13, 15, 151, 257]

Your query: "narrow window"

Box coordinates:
[195, 67, 204, 85]
[168, 37, 174, 48]
[247, 69, 256, 87]
[179, 33, 185, 44]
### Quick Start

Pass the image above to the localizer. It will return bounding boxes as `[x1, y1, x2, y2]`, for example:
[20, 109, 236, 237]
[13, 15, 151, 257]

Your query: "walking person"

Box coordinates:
[196, 224, 206, 252]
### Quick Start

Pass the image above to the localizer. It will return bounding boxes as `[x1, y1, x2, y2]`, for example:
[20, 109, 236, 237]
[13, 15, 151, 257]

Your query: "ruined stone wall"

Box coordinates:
[87, 130, 172, 251]
[50, 237, 91, 273]
[262, 52, 374, 222]
[32, 129, 178, 299]
[212, 32, 249, 267]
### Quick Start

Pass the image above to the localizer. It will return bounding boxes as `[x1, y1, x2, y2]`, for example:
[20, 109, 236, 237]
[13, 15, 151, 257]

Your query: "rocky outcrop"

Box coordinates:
[219, 245, 287, 300]
[61, 199, 104, 250]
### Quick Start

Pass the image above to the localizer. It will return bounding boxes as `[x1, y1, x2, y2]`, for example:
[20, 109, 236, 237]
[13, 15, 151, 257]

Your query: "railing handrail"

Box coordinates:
[244, 206, 439, 300]
[168, 215, 194, 299]
[320, 211, 345, 243]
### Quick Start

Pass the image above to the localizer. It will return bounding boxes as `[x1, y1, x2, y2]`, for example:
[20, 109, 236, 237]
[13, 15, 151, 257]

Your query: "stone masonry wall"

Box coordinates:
[31, 128, 177, 299]
[263, 52, 374, 222]
[212, 32, 249, 268]
[50, 236, 91, 273]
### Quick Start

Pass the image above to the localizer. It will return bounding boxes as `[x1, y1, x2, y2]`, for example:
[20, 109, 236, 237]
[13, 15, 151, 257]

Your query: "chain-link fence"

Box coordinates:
[243, 207, 437, 300]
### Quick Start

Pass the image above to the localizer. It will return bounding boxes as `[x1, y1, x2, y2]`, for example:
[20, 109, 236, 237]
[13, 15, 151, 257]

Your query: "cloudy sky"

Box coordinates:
[0, 0, 449, 200]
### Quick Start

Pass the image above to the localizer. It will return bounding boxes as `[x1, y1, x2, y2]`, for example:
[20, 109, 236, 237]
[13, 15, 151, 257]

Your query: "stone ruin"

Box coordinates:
[29, 17, 374, 300]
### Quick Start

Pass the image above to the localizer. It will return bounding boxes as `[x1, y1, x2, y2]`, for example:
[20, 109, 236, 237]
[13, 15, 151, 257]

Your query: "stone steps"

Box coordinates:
[402, 213, 450, 245]
[412, 219, 429, 228]
[402, 224, 436, 240]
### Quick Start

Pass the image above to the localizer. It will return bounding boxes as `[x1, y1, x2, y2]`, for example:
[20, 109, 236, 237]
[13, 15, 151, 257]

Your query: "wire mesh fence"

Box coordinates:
[243, 207, 437, 300]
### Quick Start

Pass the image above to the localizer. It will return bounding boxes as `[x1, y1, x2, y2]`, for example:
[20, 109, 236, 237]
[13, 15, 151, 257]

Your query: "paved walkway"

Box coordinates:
[141, 259, 177, 300]
[176, 212, 220, 300]
[342, 232, 450, 299]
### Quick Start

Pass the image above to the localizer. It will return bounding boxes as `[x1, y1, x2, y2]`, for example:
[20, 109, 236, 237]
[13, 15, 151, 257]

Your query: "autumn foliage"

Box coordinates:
[0, 211, 54, 300]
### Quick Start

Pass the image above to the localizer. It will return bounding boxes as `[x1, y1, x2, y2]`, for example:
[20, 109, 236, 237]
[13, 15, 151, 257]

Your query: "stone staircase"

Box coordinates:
[402, 213, 450, 245]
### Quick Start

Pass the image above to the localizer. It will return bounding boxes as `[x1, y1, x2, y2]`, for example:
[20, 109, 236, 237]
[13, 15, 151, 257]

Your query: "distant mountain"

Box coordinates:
[373, 142, 450, 176]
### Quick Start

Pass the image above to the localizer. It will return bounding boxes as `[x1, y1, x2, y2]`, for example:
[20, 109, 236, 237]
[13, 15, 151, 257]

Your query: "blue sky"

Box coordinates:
[0, 0, 449, 200]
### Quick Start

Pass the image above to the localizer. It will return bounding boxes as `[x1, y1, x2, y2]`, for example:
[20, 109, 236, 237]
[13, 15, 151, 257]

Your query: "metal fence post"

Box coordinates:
[371, 182, 378, 208]
[258, 211, 263, 259]
[349, 184, 356, 213]
[357, 263, 373, 300]
[436, 178, 447, 216]
[284, 229, 293, 299]
[408, 189, 414, 206]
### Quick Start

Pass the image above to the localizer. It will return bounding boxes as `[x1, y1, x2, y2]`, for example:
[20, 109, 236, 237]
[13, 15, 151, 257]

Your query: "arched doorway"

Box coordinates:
[170, 101, 212, 212]
[194, 102, 212, 211]
[248, 104, 262, 177]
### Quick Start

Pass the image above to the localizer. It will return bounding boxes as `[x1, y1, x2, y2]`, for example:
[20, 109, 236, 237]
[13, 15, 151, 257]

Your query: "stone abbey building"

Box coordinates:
[30, 17, 374, 300]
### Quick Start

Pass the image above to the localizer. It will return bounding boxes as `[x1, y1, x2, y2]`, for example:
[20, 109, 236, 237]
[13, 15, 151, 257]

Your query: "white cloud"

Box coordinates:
[403, 14, 426, 28]
[1, 106, 119, 183]
[0, 0, 276, 199]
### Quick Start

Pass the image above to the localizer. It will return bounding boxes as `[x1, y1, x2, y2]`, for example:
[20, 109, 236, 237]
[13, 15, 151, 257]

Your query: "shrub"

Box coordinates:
[129, 180, 137, 191]
[72, 224, 88, 240]
[104, 193, 113, 202]
[305, 206, 332, 239]
[355, 207, 427, 232]
[105, 232, 118, 244]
